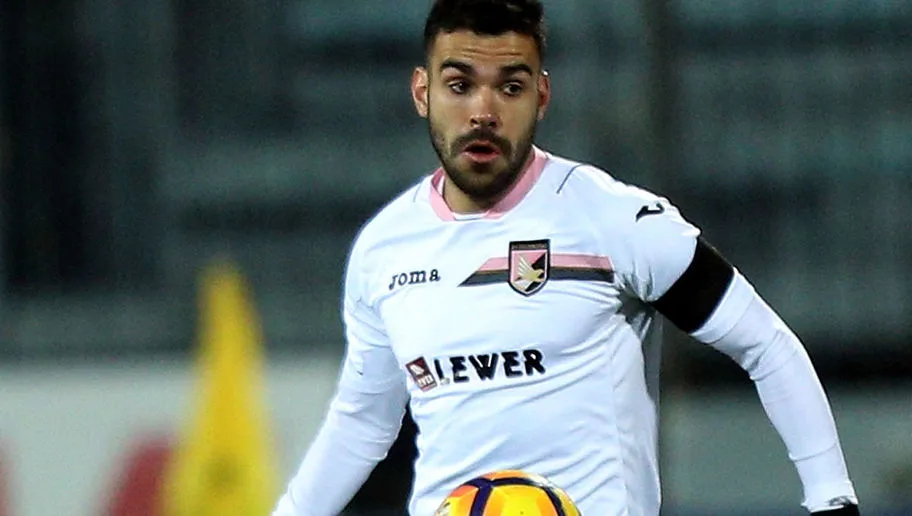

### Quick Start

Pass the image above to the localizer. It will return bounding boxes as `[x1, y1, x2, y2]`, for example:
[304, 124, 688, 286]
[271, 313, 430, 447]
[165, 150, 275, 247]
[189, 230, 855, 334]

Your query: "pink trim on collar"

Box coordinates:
[429, 146, 548, 221]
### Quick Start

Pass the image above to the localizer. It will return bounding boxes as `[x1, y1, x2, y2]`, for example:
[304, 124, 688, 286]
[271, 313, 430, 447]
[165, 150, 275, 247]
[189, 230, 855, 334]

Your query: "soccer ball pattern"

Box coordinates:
[434, 470, 581, 516]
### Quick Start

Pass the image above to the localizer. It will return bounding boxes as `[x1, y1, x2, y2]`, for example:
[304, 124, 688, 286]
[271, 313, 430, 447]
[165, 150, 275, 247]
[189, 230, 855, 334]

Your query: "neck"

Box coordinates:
[442, 185, 497, 214]
[443, 151, 536, 214]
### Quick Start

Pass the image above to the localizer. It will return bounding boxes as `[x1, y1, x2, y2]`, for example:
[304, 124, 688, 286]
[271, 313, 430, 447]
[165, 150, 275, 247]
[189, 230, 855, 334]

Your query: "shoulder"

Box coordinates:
[542, 151, 668, 227]
[350, 178, 426, 250]
[541, 151, 701, 279]
[345, 175, 437, 279]
[342, 179, 428, 298]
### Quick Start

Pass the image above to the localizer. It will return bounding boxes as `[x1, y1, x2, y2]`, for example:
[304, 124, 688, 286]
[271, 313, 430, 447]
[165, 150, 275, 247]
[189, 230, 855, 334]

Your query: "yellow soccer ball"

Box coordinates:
[434, 470, 581, 515]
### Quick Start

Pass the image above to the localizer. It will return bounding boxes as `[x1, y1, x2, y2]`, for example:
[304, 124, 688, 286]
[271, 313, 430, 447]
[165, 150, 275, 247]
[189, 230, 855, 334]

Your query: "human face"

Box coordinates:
[411, 30, 551, 213]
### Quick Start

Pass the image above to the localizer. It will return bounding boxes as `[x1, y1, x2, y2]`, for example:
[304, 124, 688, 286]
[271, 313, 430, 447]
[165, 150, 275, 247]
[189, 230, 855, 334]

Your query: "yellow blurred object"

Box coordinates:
[161, 260, 278, 516]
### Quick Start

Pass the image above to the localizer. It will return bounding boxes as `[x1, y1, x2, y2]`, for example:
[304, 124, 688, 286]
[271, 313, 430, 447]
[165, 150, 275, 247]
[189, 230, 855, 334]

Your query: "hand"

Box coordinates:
[811, 504, 859, 515]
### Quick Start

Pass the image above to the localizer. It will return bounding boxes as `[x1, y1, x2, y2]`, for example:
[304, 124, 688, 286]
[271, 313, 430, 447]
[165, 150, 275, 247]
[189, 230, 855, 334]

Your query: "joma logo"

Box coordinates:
[388, 269, 441, 290]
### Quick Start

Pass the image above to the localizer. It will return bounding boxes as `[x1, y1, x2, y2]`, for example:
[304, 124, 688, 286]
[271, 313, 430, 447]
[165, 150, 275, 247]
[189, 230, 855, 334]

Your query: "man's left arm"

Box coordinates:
[615, 193, 859, 514]
[653, 236, 859, 514]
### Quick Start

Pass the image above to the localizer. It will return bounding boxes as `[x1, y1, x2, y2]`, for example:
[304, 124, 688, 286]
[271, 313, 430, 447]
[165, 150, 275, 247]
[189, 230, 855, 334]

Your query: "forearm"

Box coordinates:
[274, 372, 409, 516]
[752, 338, 857, 511]
[693, 274, 858, 512]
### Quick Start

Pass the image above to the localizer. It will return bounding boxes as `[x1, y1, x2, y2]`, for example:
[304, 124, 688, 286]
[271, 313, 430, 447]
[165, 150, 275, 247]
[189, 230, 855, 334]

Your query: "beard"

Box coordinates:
[427, 113, 537, 206]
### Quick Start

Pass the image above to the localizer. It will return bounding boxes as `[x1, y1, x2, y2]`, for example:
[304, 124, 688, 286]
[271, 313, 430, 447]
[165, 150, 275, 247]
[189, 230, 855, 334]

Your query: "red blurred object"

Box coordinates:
[103, 435, 173, 516]
[0, 445, 8, 516]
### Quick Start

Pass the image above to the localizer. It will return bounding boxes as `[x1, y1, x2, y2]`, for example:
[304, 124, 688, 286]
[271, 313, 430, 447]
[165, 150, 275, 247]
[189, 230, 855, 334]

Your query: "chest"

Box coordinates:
[369, 218, 624, 383]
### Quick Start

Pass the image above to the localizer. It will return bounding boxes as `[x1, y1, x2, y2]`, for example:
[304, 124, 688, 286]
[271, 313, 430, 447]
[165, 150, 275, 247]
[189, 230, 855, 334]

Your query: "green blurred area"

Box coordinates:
[1, 1, 910, 385]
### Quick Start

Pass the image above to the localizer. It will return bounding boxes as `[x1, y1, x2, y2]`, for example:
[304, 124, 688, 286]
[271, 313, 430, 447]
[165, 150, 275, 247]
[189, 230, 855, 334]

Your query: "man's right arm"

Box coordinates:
[273, 244, 409, 516]
[272, 353, 409, 516]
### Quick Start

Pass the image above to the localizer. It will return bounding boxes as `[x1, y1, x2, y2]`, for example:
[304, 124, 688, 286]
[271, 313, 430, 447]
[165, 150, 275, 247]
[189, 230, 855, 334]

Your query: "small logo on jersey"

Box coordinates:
[406, 356, 438, 391]
[389, 269, 441, 291]
[635, 201, 665, 221]
[508, 239, 550, 296]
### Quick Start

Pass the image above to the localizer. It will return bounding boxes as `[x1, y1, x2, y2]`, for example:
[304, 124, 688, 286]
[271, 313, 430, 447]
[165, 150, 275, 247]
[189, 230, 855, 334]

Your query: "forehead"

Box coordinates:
[428, 30, 540, 72]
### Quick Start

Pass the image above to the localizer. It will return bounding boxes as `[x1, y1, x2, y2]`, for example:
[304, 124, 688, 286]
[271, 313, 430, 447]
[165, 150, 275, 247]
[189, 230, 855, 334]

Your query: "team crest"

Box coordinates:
[508, 239, 550, 296]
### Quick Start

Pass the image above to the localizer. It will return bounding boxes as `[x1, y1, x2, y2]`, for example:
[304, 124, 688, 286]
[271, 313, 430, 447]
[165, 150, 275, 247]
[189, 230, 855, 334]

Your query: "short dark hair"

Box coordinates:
[423, 0, 547, 62]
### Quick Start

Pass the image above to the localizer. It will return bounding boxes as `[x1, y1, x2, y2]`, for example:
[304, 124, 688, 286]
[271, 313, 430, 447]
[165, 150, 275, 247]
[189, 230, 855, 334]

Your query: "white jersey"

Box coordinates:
[352, 147, 689, 515]
[274, 147, 857, 516]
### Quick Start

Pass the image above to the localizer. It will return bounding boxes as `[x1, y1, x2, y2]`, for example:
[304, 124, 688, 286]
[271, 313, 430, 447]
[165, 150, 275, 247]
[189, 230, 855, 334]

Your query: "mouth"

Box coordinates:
[461, 140, 503, 163]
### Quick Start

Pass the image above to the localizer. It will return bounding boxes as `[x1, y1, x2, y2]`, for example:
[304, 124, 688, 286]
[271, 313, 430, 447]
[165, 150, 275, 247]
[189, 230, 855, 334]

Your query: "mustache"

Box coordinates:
[451, 129, 512, 154]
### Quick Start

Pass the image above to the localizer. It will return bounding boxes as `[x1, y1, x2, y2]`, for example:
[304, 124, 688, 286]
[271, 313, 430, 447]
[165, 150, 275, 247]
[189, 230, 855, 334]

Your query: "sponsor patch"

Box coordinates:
[406, 356, 438, 391]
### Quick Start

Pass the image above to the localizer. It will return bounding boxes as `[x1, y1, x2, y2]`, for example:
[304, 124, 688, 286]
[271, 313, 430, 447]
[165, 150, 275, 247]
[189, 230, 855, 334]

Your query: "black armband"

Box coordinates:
[651, 237, 734, 333]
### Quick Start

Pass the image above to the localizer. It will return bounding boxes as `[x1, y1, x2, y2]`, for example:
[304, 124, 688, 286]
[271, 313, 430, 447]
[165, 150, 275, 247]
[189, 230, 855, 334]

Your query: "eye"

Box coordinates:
[448, 80, 470, 94]
[502, 82, 525, 96]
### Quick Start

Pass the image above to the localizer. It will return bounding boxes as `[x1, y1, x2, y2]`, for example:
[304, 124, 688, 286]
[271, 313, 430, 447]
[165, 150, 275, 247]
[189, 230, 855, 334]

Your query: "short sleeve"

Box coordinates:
[613, 197, 701, 303]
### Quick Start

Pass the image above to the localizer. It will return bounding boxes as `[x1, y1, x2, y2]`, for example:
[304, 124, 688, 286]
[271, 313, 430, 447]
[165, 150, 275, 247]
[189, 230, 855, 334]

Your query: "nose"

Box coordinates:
[469, 89, 500, 129]
[470, 112, 499, 129]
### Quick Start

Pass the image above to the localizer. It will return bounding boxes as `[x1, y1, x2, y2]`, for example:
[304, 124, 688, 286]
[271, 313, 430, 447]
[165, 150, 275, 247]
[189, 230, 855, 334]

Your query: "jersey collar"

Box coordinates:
[428, 146, 548, 221]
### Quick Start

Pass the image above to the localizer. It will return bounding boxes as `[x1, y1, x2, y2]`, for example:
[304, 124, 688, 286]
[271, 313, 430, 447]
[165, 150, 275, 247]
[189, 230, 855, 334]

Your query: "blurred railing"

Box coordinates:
[1, 1, 909, 376]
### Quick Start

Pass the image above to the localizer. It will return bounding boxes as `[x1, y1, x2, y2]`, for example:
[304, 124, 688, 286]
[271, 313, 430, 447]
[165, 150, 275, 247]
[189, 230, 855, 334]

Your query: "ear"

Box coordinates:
[536, 70, 551, 121]
[411, 67, 429, 118]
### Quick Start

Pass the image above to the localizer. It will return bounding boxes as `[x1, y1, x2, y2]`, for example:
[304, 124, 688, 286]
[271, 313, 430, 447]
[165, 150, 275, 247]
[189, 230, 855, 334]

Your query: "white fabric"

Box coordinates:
[273, 238, 410, 516]
[273, 148, 856, 516]
[692, 273, 857, 511]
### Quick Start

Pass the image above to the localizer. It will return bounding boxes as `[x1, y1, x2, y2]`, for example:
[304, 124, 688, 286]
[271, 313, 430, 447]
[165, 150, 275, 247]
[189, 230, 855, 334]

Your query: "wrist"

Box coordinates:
[811, 503, 859, 515]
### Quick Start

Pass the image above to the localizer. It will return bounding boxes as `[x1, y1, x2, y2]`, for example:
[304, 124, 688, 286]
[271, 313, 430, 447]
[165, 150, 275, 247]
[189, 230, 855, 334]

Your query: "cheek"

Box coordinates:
[428, 101, 462, 135]
[429, 92, 463, 119]
[428, 113, 454, 149]
[502, 102, 540, 132]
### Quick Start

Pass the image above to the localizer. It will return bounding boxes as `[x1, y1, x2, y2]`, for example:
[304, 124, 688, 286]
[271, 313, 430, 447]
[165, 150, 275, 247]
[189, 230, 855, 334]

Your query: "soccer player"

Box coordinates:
[273, 1, 861, 514]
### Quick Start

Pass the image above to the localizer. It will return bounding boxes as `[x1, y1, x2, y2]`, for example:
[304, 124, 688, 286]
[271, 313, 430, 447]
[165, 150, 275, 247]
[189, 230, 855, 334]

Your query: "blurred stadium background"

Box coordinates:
[1, 0, 910, 515]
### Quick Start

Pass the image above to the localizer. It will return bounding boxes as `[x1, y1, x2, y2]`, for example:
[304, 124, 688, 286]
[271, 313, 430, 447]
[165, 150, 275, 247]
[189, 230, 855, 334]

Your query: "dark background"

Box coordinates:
[1, 1, 910, 514]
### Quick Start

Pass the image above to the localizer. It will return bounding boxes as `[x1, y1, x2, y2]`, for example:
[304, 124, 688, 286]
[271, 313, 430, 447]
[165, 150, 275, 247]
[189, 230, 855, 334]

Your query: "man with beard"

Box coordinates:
[273, 1, 860, 515]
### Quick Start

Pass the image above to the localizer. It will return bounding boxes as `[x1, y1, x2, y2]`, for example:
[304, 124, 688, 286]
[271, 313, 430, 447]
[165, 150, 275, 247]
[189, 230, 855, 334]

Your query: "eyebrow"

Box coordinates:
[439, 59, 534, 78]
